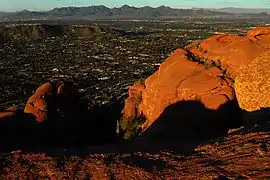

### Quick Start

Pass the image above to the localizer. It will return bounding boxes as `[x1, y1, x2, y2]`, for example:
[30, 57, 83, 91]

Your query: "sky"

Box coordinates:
[1, 0, 270, 12]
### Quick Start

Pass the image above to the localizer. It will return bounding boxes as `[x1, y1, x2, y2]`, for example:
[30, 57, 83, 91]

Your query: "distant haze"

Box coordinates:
[1, 0, 270, 12]
[217, 7, 270, 14]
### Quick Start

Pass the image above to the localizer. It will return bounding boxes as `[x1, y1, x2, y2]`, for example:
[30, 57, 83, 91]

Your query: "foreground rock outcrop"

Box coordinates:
[24, 82, 53, 123]
[188, 26, 270, 77]
[139, 49, 236, 129]
[122, 26, 270, 141]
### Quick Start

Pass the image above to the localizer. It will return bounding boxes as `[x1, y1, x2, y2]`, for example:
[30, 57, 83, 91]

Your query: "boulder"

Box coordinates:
[234, 51, 270, 127]
[137, 48, 236, 131]
[24, 82, 53, 123]
[188, 33, 269, 77]
[0, 111, 16, 119]
[122, 82, 145, 120]
[0, 106, 20, 119]
[247, 26, 270, 41]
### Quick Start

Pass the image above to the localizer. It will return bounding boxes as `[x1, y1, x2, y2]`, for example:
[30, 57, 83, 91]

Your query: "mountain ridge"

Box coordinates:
[0, 5, 269, 21]
[0, 5, 235, 21]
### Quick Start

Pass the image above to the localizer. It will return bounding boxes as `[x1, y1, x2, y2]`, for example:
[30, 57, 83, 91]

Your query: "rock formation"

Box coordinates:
[122, 82, 145, 121]
[0, 106, 20, 119]
[234, 51, 270, 127]
[24, 82, 54, 123]
[247, 26, 270, 42]
[188, 26, 270, 77]
[138, 49, 235, 129]
[235, 51, 270, 112]
[122, 26, 270, 139]
[1, 25, 270, 149]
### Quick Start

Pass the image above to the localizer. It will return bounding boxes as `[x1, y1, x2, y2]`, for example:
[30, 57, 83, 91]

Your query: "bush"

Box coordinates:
[118, 116, 145, 140]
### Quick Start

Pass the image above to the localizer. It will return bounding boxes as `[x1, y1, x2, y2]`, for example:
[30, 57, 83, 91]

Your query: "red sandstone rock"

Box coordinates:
[0, 111, 16, 119]
[24, 82, 53, 123]
[189, 33, 269, 77]
[247, 26, 270, 41]
[0, 106, 21, 119]
[122, 82, 145, 120]
[137, 49, 235, 130]
[235, 51, 270, 128]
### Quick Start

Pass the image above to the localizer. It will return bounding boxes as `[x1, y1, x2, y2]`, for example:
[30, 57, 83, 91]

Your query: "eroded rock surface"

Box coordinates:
[122, 82, 145, 121]
[234, 51, 270, 127]
[247, 26, 270, 42]
[188, 34, 268, 77]
[135, 49, 236, 132]
[24, 82, 54, 123]
[235, 51, 270, 112]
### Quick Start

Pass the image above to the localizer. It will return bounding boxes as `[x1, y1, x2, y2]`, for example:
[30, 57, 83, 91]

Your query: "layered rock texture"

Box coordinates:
[187, 26, 270, 77]
[122, 26, 270, 138]
[139, 49, 235, 129]
[122, 82, 145, 121]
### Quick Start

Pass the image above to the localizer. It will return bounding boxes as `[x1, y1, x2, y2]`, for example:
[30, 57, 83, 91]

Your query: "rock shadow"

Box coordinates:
[242, 107, 270, 131]
[131, 100, 242, 154]
[0, 92, 125, 152]
[0, 109, 38, 152]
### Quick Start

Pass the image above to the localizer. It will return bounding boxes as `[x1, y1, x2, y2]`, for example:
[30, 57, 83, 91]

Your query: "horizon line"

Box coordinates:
[1, 5, 270, 13]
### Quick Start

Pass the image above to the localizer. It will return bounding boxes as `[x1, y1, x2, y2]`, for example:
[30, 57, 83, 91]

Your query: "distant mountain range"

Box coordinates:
[216, 7, 270, 14]
[0, 5, 269, 21]
[192, 7, 270, 14]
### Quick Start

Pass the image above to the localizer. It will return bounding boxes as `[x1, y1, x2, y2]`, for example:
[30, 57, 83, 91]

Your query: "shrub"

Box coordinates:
[118, 116, 145, 140]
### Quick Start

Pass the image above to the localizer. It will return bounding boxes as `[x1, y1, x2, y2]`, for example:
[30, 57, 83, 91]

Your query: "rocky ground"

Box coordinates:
[0, 125, 269, 179]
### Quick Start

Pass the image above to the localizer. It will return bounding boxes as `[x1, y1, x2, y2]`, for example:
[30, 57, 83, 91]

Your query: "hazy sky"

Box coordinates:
[1, 0, 270, 12]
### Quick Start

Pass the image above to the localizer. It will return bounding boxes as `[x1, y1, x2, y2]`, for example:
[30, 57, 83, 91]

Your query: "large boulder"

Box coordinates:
[188, 31, 269, 77]
[234, 51, 270, 127]
[136, 49, 237, 132]
[24, 82, 54, 123]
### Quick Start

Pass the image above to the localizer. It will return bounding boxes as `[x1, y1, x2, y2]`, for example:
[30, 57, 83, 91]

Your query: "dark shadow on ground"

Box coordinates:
[0, 90, 125, 152]
[1, 97, 269, 172]
[127, 100, 242, 154]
